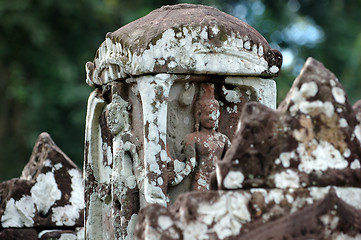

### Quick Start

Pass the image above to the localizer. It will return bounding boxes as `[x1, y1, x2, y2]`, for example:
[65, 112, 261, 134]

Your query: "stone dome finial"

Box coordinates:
[86, 4, 282, 86]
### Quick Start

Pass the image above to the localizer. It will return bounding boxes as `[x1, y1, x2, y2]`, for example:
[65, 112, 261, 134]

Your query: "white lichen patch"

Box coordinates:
[350, 159, 361, 169]
[97, 136, 113, 184]
[335, 187, 361, 210]
[193, 192, 251, 239]
[223, 171, 244, 189]
[31, 172, 62, 215]
[158, 215, 173, 230]
[298, 100, 334, 118]
[339, 118, 348, 128]
[183, 221, 208, 239]
[275, 152, 296, 168]
[309, 187, 330, 200]
[330, 79, 336, 87]
[274, 170, 300, 189]
[332, 87, 345, 104]
[43, 159, 52, 168]
[320, 213, 339, 238]
[174, 160, 186, 173]
[68, 169, 85, 210]
[222, 86, 242, 104]
[354, 124, 361, 142]
[52, 205, 80, 226]
[288, 81, 337, 118]
[285, 194, 294, 203]
[58, 233, 78, 240]
[126, 214, 138, 240]
[289, 196, 313, 214]
[300, 81, 319, 98]
[264, 189, 284, 205]
[209, 108, 220, 129]
[54, 163, 63, 170]
[343, 148, 351, 158]
[226, 105, 238, 114]
[225, 77, 277, 110]
[157, 177, 164, 186]
[269, 66, 279, 74]
[296, 140, 348, 173]
[172, 157, 196, 185]
[1, 196, 35, 227]
[198, 177, 207, 188]
[51, 169, 84, 226]
[290, 82, 318, 104]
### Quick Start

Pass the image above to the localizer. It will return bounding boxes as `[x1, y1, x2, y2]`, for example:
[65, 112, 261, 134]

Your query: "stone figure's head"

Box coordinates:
[195, 84, 220, 131]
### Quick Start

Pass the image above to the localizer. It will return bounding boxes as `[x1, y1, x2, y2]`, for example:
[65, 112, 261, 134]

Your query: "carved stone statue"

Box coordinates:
[169, 83, 231, 191]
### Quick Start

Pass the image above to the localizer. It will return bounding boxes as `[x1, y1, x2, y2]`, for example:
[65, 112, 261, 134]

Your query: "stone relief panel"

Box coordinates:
[166, 80, 260, 202]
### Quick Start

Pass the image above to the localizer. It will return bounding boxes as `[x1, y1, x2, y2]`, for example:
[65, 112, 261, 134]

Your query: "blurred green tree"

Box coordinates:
[0, 0, 360, 181]
[0, 0, 119, 180]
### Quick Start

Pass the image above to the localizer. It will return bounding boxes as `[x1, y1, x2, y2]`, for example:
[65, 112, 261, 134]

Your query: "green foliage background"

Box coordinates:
[1, 0, 360, 181]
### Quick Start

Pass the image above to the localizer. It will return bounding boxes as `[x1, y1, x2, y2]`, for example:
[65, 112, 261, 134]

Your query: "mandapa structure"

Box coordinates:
[84, 3, 281, 240]
[134, 58, 361, 240]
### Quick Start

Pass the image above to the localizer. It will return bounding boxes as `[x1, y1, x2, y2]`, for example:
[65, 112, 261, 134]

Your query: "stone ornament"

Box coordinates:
[83, 3, 281, 240]
[0, 133, 84, 239]
[134, 58, 361, 239]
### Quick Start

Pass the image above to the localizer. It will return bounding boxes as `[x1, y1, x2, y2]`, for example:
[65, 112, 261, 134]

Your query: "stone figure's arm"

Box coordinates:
[168, 139, 197, 186]
[221, 135, 232, 159]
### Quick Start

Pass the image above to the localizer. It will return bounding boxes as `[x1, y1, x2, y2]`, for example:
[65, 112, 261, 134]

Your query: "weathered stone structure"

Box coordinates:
[134, 58, 361, 239]
[83, 3, 281, 239]
[0, 3, 359, 240]
[0, 133, 84, 239]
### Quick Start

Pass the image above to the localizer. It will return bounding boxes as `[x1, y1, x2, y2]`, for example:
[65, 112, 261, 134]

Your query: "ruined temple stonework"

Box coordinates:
[83, 4, 281, 239]
[135, 58, 361, 239]
[0, 133, 84, 239]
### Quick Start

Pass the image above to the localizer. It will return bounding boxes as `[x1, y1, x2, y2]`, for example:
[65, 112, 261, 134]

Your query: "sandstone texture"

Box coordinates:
[134, 58, 361, 239]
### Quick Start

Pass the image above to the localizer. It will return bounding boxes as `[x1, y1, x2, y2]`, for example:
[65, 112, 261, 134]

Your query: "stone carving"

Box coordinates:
[84, 3, 281, 239]
[134, 58, 361, 239]
[0, 133, 84, 239]
[169, 83, 231, 191]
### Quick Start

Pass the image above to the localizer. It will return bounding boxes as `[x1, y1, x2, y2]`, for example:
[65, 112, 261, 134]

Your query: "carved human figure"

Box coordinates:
[170, 84, 231, 191]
